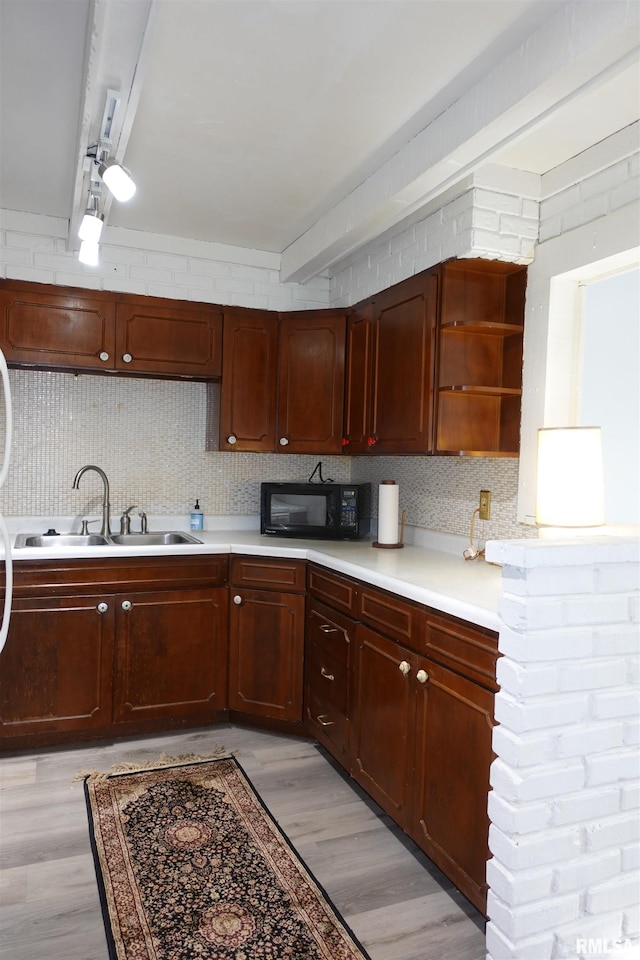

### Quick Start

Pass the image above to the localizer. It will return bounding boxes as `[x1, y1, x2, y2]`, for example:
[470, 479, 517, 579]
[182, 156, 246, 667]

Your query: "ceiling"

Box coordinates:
[0, 0, 638, 281]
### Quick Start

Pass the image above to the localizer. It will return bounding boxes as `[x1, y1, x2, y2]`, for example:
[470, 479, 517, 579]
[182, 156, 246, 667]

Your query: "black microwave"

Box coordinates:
[260, 482, 371, 540]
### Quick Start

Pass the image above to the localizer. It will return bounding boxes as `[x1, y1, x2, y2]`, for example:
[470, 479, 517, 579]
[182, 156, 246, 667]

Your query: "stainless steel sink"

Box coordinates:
[108, 532, 202, 546]
[15, 534, 111, 548]
[14, 531, 202, 548]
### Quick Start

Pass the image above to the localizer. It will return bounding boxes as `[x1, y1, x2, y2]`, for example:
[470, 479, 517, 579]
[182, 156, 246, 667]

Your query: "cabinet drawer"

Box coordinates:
[358, 584, 424, 652]
[230, 555, 306, 593]
[424, 611, 498, 691]
[307, 564, 359, 616]
[307, 639, 349, 710]
[306, 600, 355, 668]
[306, 687, 349, 756]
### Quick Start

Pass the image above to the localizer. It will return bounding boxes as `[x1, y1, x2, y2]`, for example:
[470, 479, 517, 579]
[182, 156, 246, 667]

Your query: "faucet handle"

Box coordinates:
[120, 505, 137, 535]
[138, 511, 148, 534]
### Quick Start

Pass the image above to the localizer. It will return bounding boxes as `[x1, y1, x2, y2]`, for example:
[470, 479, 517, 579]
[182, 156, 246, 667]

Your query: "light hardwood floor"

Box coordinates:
[0, 725, 486, 960]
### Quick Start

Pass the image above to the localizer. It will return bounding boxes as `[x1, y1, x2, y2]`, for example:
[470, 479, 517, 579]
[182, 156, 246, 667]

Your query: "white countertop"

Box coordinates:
[7, 519, 504, 632]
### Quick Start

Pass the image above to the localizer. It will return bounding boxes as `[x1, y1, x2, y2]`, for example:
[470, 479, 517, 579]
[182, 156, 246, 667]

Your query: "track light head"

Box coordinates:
[78, 195, 104, 243]
[98, 159, 136, 202]
[78, 240, 100, 266]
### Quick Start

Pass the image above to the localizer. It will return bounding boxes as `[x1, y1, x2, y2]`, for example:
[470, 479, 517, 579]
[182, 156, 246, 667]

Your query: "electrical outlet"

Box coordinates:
[479, 490, 491, 521]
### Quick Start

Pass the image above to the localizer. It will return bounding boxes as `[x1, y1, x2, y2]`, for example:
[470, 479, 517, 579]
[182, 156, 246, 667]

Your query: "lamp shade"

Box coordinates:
[99, 160, 136, 202]
[78, 209, 104, 243]
[536, 427, 604, 527]
[78, 240, 100, 266]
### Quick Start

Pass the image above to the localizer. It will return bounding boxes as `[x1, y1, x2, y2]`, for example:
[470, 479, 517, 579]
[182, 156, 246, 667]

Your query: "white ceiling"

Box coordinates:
[0, 0, 638, 280]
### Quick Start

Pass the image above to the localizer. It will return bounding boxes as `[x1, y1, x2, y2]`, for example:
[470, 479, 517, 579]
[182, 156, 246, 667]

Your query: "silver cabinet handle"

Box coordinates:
[97, 602, 108, 614]
[320, 666, 335, 681]
[99, 351, 109, 362]
[233, 595, 243, 605]
[279, 437, 289, 446]
[227, 435, 237, 444]
[316, 715, 334, 727]
[121, 599, 132, 611]
[122, 353, 132, 363]
[319, 624, 338, 633]
[399, 660, 411, 676]
[416, 669, 429, 684]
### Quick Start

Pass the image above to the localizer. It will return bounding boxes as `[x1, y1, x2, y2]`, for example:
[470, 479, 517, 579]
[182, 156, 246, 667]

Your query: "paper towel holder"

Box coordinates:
[373, 509, 406, 549]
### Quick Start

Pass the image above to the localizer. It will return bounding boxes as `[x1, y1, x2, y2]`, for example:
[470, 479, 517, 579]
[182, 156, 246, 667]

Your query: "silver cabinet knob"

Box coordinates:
[122, 353, 132, 363]
[279, 437, 289, 446]
[416, 669, 429, 684]
[233, 595, 243, 605]
[227, 435, 237, 445]
[121, 599, 132, 611]
[399, 660, 411, 676]
[96, 602, 108, 614]
[99, 351, 109, 362]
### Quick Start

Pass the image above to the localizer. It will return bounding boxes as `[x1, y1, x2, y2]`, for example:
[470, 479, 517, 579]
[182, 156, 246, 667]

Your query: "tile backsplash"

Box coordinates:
[1, 368, 533, 540]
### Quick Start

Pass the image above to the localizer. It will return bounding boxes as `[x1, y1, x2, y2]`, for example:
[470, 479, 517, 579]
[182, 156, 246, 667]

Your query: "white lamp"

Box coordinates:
[78, 196, 104, 243]
[98, 159, 136, 202]
[536, 426, 604, 528]
[78, 240, 100, 266]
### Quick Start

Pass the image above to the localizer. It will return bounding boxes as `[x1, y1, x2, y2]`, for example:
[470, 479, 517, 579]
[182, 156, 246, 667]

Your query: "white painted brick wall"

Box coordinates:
[328, 165, 539, 307]
[484, 536, 640, 960]
[0, 210, 330, 310]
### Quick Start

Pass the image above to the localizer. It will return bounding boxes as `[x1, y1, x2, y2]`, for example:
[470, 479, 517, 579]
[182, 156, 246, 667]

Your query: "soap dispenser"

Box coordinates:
[190, 499, 204, 531]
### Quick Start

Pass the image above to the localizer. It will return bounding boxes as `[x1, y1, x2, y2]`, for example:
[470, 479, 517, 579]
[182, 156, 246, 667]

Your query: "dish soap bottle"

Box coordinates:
[190, 499, 204, 531]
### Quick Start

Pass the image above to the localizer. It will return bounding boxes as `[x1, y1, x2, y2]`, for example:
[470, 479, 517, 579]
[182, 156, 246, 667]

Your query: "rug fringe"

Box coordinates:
[75, 748, 232, 782]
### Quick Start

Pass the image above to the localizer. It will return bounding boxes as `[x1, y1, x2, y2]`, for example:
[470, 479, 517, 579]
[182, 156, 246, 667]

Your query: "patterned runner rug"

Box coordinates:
[84, 755, 371, 960]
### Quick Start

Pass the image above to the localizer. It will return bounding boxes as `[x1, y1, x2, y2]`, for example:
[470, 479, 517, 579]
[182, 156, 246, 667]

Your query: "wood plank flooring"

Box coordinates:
[0, 725, 486, 959]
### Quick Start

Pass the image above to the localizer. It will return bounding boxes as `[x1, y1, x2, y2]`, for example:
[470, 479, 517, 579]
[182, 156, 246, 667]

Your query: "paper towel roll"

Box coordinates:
[377, 480, 400, 544]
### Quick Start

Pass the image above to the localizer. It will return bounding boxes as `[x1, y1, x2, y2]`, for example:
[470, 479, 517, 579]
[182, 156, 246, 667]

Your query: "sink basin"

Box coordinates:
[107, 532, 202, 546]
[15, 534, 111, 548]
[14, 531, 202, 548]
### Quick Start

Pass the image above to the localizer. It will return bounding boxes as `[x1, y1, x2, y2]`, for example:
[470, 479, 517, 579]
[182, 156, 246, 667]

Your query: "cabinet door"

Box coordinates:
[276, 310, 347, 453]
[0, 594, 114, 739]
[352, 624, 415, 827]
[228, 587, 305, 722]
[342, 308, 374, 454]
[115, 298, 222, 378]
[113, 587, 228, 722]
[369, 271, 438, 454]
[219, 311, 278, 451]
[0, 281, 116, 372]
[412, 658, 495, 914]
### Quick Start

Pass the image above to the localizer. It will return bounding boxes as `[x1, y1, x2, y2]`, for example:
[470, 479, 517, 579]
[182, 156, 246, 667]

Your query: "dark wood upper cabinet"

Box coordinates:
[435, 260, 527, 456]
[277, 309, 347, 454]
[115, 296, 222, 379]
[219, 310, 278, 452]
[219, 307, 347, 453]
[343, 270, 438, 455]
[0, 280, 222, 380]
[0, 281, 116, 372]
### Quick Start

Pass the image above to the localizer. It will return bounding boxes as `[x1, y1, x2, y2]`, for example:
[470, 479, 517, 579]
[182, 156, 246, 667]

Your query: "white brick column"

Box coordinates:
[484, 536, 640, 960]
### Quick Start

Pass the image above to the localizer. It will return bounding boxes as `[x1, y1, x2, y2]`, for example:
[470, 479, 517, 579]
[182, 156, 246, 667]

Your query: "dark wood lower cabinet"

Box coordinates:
[0, 556, 229, 748]
[412, 659, 495, 911]
[0, 594, 114, 738]
[113, 587, 228, 723]
[352, 624, 416, 828]
[228, 556, 306, 726]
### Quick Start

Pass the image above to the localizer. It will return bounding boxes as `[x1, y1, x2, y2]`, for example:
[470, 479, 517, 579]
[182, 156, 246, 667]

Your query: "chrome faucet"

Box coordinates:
[72, 465, 111, 536]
